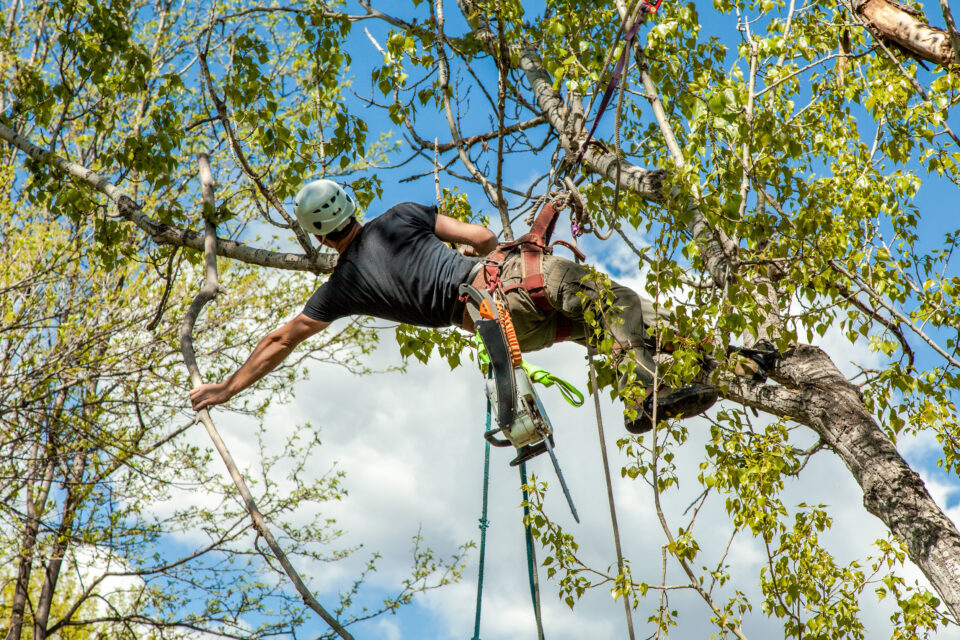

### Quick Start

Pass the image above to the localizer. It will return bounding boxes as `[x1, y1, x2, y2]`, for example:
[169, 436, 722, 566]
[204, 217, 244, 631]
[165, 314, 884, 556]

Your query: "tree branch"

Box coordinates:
[0, 120, 335, 273]
[433, 0, 513, 239]
[856, 0, 957, 66]
[180, 154, 353, 640]
[195, 31, 317, 258]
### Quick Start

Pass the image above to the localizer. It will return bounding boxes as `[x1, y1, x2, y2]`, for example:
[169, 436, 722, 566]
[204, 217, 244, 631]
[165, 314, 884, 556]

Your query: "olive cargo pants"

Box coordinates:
[498, 253, 668, 395]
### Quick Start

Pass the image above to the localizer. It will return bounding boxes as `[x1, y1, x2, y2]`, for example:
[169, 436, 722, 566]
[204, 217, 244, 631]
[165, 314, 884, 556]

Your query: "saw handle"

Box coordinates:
[483, 428, 513, 448]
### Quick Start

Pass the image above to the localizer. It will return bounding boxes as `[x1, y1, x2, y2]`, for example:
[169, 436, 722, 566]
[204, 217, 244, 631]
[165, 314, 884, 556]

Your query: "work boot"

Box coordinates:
[729, 339, 779, 382]
[624, 384, 718, 434]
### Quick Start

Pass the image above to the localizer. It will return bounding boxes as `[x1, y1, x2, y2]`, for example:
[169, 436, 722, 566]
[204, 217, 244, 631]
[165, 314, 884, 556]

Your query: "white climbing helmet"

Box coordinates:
[293, 179, 357, 235]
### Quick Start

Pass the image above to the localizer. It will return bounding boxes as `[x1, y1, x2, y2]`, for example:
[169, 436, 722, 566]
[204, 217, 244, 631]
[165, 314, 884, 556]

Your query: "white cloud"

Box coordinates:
[222, 329, 954, 639]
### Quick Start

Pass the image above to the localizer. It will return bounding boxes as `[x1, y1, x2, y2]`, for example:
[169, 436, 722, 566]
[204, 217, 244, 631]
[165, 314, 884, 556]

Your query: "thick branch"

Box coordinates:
[516, 45, 735, 287]
[716, 347, 960, 621]
[0, 121, 335, 273]
[181, 154, 353, 640]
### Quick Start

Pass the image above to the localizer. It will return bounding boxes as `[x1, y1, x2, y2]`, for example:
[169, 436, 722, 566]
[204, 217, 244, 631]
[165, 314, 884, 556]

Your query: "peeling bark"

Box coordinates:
[857, 0, 956, 66]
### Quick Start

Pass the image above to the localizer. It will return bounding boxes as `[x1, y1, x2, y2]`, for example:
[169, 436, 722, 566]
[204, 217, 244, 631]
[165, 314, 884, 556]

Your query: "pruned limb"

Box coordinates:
[0, 121, 335, 273]
[845, 1, 960, 147]
[180, 154, 354, 640]
[857, 0, 957, 66]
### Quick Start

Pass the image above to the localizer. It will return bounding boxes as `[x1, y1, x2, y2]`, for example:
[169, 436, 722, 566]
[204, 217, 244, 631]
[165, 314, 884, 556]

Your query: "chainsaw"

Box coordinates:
[459, 283, 580, 522]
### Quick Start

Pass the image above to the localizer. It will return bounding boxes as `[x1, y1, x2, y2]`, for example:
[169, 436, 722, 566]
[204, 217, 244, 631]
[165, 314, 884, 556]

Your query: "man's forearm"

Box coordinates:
[191, 314, 325, 412]
[223, 333, 296, 397]
[475, 234, 498, 256]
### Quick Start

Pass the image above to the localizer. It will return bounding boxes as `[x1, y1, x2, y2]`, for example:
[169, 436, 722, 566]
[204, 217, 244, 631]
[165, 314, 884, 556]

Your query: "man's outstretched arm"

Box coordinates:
[434, 214, 498, 256]
[190, 313, 329, 411]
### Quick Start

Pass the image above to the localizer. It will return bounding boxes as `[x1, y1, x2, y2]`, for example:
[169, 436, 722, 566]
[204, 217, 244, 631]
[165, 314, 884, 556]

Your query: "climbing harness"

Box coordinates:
[469, 199, 585, 345]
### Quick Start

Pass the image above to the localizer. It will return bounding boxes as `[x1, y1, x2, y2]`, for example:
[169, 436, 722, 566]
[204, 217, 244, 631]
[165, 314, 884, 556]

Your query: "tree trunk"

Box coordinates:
[5, 455, 54, 640]
[32, 451, 87, 640]
[726, 345, 960, 618]
[512, 27, 960, 621]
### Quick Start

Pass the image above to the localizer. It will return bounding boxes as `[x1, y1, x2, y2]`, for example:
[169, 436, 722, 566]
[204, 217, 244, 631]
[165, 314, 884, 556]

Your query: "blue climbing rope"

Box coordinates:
[520, 462, 546, 640]
[472, 395, 493, 640]
[473, 391, 546, 640]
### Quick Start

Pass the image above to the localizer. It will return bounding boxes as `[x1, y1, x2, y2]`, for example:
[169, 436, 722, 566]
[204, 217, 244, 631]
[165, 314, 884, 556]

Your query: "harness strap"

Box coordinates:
[472, 201, 580, 344]
[552, 239, 586, 263]
[523, 247, 552, 312]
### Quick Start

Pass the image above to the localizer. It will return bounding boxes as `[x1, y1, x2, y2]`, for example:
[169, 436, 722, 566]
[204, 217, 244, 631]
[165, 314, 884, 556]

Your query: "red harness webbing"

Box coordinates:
[478, 202, 586, 343]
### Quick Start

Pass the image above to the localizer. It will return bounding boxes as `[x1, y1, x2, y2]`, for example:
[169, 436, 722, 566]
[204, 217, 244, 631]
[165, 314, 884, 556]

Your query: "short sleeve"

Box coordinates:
[302, 282, 341, 322]
[399, 203, 437, 231]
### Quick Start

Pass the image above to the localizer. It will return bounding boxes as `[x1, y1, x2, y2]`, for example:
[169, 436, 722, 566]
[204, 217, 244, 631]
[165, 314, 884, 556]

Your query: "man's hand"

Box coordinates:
[190, 382, 233, 412]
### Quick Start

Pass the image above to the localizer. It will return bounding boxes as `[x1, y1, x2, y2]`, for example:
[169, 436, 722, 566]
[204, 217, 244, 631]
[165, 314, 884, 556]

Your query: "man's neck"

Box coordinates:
[321, 222, 362, 254]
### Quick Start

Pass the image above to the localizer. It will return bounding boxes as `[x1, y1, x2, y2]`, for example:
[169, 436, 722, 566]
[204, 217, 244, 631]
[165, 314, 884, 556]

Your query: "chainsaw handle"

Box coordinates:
[484, 428, 513, 448]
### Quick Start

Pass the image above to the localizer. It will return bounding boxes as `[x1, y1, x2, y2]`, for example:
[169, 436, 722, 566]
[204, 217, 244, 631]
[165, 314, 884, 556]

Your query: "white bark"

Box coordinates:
[514, 27, 960, 623]
[858, 0, 956, 66]
[0, 122, 335, 274]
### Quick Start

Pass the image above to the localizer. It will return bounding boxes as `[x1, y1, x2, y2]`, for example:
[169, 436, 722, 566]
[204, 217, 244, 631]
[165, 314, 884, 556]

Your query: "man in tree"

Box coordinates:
[189, 179, 719, 433]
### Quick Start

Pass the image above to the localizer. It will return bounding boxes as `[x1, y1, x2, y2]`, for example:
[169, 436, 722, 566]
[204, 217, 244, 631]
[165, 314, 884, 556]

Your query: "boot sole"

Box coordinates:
[625, 385, 718, 434]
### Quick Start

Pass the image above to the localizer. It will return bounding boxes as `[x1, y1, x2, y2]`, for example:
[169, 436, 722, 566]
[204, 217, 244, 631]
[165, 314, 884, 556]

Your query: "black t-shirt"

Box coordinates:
[303, 202, 478, 327]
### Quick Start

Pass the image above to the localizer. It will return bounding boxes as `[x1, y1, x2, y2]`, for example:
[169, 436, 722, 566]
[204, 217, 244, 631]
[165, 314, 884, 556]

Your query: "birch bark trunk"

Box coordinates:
[857, 0, 956, 66]
[724, 346, 960, 618]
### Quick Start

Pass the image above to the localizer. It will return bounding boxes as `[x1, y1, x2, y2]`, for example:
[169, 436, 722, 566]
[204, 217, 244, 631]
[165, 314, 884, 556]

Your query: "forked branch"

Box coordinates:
[180, 153, 354, 640]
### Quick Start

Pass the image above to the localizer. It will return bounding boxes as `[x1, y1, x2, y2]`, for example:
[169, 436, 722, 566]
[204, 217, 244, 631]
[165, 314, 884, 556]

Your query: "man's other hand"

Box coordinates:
[190, 382, 232, 412]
